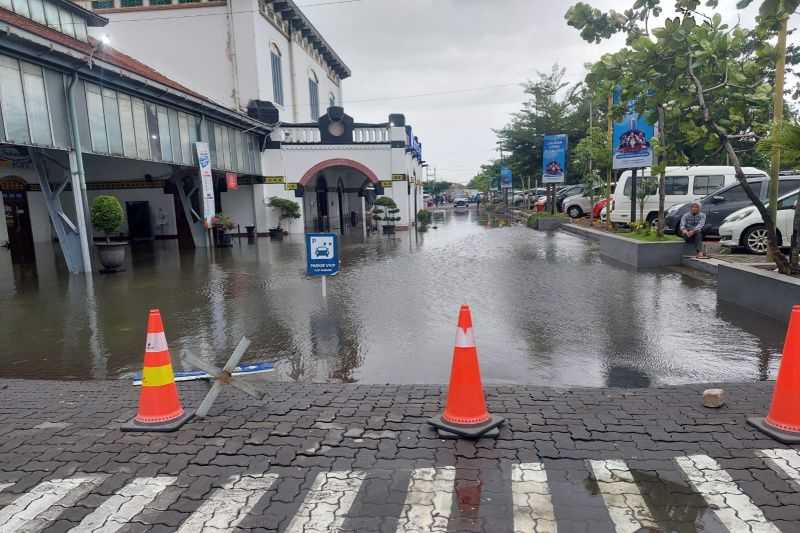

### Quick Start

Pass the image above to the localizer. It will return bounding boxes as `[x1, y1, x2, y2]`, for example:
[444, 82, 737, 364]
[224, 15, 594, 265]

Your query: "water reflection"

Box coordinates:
[0, 211, 786, 386]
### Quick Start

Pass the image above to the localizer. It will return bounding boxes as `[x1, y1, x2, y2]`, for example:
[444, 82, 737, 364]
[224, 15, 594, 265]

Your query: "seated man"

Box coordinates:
[680, 202, 707, 258]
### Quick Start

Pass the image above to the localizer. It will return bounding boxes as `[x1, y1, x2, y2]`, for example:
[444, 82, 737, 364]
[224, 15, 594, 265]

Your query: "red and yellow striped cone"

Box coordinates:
[428, 305, 504, 439]
[122, 309, 193, 432]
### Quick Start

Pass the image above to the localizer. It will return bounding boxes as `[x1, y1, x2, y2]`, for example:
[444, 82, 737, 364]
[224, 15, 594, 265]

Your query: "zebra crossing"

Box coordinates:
[0, 449, 798, 532]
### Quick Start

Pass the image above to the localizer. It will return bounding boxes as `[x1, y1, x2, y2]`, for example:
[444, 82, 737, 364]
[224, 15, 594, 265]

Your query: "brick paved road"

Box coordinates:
[1, 379, 799, 532]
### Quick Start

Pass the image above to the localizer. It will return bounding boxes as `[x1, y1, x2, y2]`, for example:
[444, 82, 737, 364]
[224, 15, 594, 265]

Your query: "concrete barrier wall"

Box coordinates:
[718, 263, 800, 324]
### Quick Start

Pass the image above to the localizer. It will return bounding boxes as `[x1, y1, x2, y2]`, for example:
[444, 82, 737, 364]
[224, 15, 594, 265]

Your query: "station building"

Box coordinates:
[0, 0, 426, 274]
[80, 0, 426, 234]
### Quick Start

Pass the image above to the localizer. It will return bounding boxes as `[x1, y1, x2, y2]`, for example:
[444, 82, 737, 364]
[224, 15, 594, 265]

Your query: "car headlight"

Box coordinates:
[667, 203, 685, 215]
[723, 208, 755, 224]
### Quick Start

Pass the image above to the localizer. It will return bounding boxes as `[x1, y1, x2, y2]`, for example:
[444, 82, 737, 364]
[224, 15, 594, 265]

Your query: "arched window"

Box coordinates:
[328, 92, 336, 109]
[308, 70, 320, 120]
[270, 43, 284, 106]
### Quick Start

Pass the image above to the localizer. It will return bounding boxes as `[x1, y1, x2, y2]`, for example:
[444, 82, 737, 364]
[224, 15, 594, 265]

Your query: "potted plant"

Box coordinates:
[211, 213, 235, 247]
[417, 208, 432, 233]
[374, 197, 401, 235]
[91, 195, 127, 272]
[268, 197, 301, 239]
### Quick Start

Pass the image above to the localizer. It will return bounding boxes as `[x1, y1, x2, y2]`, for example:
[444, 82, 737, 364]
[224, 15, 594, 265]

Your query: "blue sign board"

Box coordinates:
[612, 87, 654, 170]
[542, 134, 568, 184]
[500, 166, 513, 189]
[305, 233, 339, 276]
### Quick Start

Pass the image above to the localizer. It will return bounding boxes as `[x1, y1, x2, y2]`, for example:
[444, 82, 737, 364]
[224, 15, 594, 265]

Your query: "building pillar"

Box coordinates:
[361, 195, 367, 239]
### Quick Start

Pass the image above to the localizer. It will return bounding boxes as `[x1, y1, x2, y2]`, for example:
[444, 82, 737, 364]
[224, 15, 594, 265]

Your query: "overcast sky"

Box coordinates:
[302, 0, 773, 184]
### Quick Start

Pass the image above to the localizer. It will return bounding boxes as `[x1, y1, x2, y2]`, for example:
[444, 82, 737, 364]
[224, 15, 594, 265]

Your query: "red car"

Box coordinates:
[592, 198, 609, 219]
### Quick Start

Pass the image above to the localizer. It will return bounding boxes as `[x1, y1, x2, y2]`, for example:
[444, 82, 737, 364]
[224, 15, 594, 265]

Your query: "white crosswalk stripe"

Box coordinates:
[589, 459, 658, 533]
[676, 454, 782, 533]
[395, 466, 455, 533]
[175, 473, 278, 532]
[0, 450, 799, 532]
[67, 476, 176, 533]
[758, 448, 800, 491]
[283, 470, 367, 533]
[0, 476, 105, 533]
[511, 462, 557, 533]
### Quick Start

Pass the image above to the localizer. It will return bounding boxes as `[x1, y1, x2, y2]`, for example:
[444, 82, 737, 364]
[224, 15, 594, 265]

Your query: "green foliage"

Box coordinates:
[374, 197, 400, 224]
[423, 181, 454, 195]
[269, 197, 301, 224]
[90, 195, 123, 237]
[211, 213, 235, 230]
[417, 209, 432, 225]
[758, 121, 800, 168]
[468, 161, 500, 191]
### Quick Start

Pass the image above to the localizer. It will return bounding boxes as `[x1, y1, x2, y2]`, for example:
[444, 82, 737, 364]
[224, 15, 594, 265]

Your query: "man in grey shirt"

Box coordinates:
[680, 202, 707, 258]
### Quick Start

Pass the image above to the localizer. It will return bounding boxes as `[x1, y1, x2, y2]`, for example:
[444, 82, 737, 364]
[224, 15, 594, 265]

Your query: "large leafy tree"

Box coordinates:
[494, 65, 590, 186]
[567, 0, 799, 271]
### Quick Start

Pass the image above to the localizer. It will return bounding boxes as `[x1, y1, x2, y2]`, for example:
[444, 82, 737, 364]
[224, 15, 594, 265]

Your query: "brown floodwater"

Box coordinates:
[0, 211, 786, 386]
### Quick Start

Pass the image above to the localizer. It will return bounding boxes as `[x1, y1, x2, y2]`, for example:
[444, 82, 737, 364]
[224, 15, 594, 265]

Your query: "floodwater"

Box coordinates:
[0, 210, 786, 386]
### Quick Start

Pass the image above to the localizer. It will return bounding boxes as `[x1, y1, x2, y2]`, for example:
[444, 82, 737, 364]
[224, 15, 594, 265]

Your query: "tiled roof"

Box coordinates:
[1, 7, 210, 103]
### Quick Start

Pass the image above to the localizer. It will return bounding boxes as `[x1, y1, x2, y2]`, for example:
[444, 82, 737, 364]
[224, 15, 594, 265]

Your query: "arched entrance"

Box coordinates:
[0, 177, 35, 264]
[315, 175, 329, 231]
[299, 159, 382, 235]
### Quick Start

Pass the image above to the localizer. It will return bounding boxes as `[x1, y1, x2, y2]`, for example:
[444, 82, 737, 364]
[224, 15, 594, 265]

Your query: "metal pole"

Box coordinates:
[66, 74, 93, 274]
[630, 168, 638, 223]
[321, 275, 327, 299]
[607, 93, 613, 230]
[361, 195, 367, 239]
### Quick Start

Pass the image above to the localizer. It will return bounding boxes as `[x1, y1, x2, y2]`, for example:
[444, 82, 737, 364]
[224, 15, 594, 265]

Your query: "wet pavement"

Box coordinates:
[0, 210, 786, 385]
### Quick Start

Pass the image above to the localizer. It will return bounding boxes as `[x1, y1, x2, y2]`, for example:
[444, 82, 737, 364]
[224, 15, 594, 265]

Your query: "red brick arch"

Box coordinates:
[298, 158, 380, 187]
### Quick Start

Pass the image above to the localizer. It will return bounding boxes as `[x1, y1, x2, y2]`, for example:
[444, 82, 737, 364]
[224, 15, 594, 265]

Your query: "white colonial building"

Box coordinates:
[80, 0, 426, 235]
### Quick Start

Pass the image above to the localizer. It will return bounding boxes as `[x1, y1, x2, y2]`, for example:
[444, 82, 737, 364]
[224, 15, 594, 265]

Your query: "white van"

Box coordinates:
[610, 166, 768, 225]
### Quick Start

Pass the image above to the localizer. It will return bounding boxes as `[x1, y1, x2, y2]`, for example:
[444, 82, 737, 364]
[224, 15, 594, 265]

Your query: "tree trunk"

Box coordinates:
[657, 105, 666, 238]
[769, 14, 788, 254]
[607, 93, 614, 231]
[688, 54, 791, 274]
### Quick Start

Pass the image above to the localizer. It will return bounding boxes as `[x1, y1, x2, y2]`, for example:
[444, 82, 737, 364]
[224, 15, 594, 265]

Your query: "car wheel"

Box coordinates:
[567, 206, 583, 219]
[743, 225, 770, 255]
[646, 213, 658, 228]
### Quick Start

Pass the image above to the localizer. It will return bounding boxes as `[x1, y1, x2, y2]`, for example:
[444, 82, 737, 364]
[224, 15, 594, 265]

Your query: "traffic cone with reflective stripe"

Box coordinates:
[429, 305, 504, 439]
[122, 309, 193, 432]
[748, 305, 800, 443]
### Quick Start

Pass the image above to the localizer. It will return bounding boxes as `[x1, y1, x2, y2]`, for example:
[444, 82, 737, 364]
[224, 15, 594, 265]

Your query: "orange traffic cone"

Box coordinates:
[122, 309, 194, 432]
[748, 305, 800, 444]
[429, 305, 504, 439]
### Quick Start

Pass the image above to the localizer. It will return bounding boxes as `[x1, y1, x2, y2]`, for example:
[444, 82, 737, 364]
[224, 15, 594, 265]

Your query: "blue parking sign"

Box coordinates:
[306, 233, 339, 276]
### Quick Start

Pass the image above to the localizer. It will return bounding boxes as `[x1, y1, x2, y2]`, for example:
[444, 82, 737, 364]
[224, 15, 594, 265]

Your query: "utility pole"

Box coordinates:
[607, 92, 613, 229]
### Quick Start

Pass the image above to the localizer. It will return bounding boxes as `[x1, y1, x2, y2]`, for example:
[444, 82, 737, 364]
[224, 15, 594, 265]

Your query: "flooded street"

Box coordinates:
[0, 212, 786, 387]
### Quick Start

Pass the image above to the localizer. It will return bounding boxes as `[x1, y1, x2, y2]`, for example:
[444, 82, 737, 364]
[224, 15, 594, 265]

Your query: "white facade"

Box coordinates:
[82, 0, 347, 122]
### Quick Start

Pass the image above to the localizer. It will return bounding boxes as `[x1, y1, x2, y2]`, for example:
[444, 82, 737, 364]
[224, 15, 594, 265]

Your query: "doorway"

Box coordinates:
[1, 180, 35, 264]
[316, 175, 329, 231]
[126, 201, 153, 241]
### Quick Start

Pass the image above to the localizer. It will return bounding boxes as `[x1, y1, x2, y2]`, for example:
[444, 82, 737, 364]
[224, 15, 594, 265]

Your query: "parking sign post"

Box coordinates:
[306, 233, 339, 299]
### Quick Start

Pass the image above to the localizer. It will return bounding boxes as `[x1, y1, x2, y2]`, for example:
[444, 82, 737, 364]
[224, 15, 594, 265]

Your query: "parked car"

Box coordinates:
[664, 174, 800, 236]
[610, 166, 768, 226]
[562, 185, 612, 218]
[719, 188, 800, 254]
[556, 184, 584, 212]
[453, 198, 469, 214]
[593, 198, 610, 219]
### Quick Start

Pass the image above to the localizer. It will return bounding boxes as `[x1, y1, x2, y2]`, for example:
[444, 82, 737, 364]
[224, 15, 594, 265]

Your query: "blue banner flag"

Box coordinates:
[612, 87, 654, 170]
[500, 166, 513, 188]
[542, 135, 568, 184]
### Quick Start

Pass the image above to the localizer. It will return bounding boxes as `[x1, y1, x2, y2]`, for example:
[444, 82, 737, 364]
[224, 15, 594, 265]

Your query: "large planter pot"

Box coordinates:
[382, 225, 396, 235]
[95, 241, 127, 272]
[213, 227, 233, 247]
[268, 228, 284, 240]
[245, 225, 256, 241]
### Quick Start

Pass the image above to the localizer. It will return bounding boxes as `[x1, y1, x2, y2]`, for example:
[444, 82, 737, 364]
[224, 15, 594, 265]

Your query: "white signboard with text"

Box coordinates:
[194, 142, 215, 224]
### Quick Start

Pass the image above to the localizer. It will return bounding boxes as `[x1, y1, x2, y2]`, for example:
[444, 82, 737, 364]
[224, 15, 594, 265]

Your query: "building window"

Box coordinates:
[85, 83, 109, 153]
[27, 0, 46, 24]
[131, 97, 150, 159]
[309, 70, 319, 121]
[92, 1, 114, 8]
[102, 88, 123, 155]
[21, 63, 52, 146]
[12, 0, 30, 18]
[120, 0, 143, 6]
[0, 56, 30, 143]
[117, 93, 137, 157]
[270, 44, 284, 106]
[328, 92, 335, 108]
[149, 0, 172, 5]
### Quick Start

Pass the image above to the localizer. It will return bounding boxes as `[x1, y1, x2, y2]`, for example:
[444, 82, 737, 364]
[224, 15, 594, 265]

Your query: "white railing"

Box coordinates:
[353, 127, 390, 143]
[281, 127, 321, 144]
